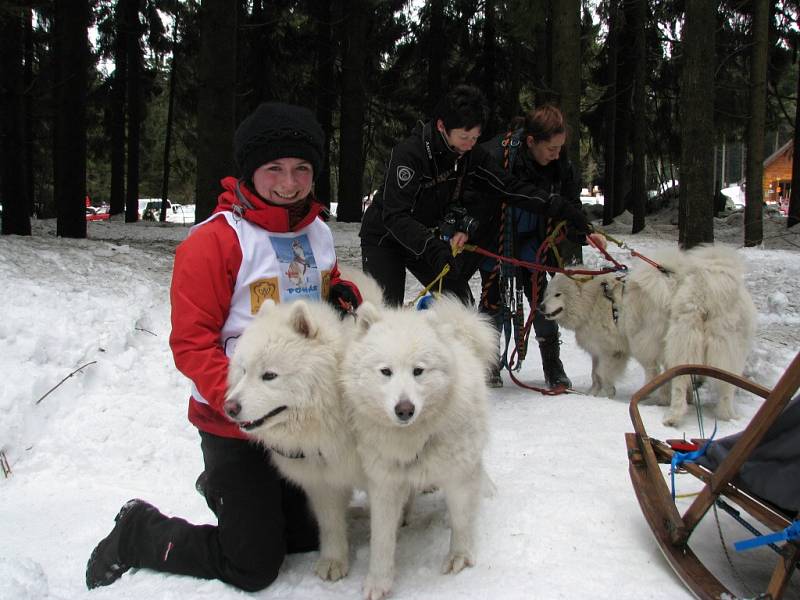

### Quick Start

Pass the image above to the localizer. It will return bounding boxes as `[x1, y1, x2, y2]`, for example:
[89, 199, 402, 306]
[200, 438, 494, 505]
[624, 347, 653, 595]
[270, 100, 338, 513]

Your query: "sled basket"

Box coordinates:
[625, 351, 800, 600]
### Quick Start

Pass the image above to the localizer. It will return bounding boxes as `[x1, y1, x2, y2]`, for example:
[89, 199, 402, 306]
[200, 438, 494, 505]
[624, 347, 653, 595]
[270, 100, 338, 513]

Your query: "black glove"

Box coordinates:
[426, 239, 460, 278]
[328, 280, 362, 317]
[545, 194, 591, 235]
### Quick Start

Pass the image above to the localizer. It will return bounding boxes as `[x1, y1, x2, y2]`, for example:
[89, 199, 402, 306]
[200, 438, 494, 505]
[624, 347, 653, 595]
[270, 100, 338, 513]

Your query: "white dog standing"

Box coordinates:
[540, 245, 757, 426]
[341, 296, 497, 600]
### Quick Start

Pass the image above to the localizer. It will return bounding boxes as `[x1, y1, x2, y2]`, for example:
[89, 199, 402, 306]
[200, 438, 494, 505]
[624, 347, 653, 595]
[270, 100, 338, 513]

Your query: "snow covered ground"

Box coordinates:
[1, 207, 798, 600]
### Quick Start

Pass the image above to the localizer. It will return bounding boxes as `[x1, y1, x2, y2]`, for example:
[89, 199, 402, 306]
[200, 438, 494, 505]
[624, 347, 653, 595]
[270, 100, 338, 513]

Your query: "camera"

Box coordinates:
[439, 206, 479, 240]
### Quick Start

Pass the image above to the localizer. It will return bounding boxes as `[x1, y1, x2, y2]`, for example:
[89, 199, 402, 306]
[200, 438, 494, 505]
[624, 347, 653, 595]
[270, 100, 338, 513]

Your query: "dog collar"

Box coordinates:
[268, 446, 325, 461]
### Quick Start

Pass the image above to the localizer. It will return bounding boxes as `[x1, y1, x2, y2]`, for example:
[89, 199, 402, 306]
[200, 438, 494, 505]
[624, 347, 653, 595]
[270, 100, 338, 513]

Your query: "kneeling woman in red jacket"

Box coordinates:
[86, 102, 361, 592]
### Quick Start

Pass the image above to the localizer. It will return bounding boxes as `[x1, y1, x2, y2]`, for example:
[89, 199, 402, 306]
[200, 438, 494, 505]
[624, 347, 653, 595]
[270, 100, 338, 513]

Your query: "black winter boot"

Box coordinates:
[538, 335, 572, 389]
[481, 308, 505, 388]
[86, 499, 158, 589]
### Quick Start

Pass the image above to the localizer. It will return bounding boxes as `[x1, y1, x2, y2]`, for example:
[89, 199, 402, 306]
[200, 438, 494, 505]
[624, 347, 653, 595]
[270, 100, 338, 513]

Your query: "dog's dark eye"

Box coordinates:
[262, 371, 277, 381]
[380, 367, 392, 377]
[412, 367, 424, 376]
[554, 293, 561, 297]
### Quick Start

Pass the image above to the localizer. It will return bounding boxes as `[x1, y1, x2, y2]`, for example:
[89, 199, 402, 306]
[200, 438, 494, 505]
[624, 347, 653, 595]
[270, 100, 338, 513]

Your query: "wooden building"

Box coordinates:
[762, 139, 793, 211]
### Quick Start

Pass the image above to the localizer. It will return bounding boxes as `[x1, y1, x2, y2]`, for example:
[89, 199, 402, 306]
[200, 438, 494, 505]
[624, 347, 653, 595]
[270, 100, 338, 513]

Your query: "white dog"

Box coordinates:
[341, 296, 497, 600]
[225, 268, 383, 581]
[539, 245, 757, 427]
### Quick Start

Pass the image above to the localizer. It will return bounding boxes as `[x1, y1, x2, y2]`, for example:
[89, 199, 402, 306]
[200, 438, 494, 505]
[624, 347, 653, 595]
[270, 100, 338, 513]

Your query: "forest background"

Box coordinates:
[0, 0, 799, 249]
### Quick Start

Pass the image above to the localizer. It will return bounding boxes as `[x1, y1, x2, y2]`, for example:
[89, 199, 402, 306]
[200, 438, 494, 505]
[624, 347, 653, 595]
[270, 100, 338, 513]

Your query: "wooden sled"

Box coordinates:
[625, 351, 800, 600]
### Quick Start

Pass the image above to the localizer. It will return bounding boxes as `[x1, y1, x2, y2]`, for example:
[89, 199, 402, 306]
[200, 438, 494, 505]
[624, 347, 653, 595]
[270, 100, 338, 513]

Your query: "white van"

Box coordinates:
[138, 198, 193, 224]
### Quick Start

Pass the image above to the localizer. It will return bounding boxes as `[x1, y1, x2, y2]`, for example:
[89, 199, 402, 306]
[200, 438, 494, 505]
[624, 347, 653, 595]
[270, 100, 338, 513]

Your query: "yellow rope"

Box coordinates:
[406, 243, 460, 307]
[591, 226, 626, 249]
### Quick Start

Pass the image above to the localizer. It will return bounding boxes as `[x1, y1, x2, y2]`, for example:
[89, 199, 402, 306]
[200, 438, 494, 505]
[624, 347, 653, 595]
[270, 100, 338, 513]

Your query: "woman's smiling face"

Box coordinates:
[252, 158, 314, 205]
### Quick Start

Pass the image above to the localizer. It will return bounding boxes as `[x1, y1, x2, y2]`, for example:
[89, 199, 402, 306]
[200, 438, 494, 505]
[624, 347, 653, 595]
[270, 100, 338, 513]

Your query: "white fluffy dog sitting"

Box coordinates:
[341, 296, 497, 600]
[539, 245, 757, 427]
[225, 267, 383, 582]
[225, 299, 363, 580]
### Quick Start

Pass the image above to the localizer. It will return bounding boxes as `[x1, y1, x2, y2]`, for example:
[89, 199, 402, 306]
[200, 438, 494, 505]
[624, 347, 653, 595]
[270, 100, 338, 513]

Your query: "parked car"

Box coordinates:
[138, 198, 194, 224]
[85, 206, 111, 221]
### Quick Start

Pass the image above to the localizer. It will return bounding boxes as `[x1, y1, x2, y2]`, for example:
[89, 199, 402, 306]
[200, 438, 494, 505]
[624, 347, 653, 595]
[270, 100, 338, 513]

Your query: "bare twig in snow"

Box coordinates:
[35, 361, 98, 405]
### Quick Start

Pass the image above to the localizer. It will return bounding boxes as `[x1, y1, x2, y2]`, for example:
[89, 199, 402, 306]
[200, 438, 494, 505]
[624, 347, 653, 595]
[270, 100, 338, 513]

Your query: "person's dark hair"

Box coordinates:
[432, 85, 489, 132]
[519, 104, 566, 143]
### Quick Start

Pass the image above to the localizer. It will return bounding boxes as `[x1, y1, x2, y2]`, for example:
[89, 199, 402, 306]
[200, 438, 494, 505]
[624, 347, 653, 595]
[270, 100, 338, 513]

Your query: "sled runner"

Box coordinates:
[625, 351, 800, 600]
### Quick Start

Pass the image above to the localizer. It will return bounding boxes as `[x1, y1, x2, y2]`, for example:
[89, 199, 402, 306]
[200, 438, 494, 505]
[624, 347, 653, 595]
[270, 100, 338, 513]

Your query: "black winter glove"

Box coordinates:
[328, 280, 362, 318]
[545, 194, 591, 235]
[426, 239, 460, 279]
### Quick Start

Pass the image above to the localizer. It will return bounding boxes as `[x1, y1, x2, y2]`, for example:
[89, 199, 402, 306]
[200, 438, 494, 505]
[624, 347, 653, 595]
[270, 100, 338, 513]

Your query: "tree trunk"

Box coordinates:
[239, 0, 273, 121]
[744, 0, 769, 246]
[426, 0, 445, 116]
[23, 7, 34, 218]
[481, 0, 498, 137]
[109, 1, 128, 217]
[160, 18, 179, 223]
[613, 3, 634, 218]
[551, 0, 582, 261]
[313, 0, 335, 208]
[678, 0, 716, 248]
[195, 0, 237, 222]
[336, 1, 368, 222]
[629, 0, 646, 234]
[53, 0, 89, 238]
[124, 0, 142, 223]
[551, 0, 580, 174]
[531, 0, 549, 103]
[505, 37, 522, 122]
[787, 65, 799, 228]
[602, 3, 619, 226]
[1, 5, 31, 236]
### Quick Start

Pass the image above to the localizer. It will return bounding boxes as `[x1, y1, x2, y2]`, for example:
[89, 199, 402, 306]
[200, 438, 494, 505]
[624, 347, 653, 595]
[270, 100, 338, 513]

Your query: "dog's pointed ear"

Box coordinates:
[289, 301, 319, 339]
[355, 301, 381, 333]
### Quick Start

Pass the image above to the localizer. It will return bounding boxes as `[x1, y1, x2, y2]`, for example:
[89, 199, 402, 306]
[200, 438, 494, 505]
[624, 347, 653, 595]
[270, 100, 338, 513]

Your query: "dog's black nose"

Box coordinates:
[223, 399, 241, 418]
[394, 400, 415, 422]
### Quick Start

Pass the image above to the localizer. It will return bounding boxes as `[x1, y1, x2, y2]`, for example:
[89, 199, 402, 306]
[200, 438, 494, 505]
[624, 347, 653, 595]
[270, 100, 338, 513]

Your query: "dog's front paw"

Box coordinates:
[589, 382, 616, 398]
[314, 556, 349, 581]
[362, 574, 393, 600]
[441, 550, 474, 574]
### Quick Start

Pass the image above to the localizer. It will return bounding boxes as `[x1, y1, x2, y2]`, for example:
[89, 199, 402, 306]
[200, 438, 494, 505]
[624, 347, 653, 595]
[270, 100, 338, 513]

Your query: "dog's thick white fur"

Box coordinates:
[225, 269, 383, 581]
[341, 296, 496, 600]
[540, 245, 757, 427]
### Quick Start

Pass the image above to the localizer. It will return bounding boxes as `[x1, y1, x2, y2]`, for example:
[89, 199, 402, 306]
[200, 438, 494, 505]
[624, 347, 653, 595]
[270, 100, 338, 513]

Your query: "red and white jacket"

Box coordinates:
[170, 176, 349, 439]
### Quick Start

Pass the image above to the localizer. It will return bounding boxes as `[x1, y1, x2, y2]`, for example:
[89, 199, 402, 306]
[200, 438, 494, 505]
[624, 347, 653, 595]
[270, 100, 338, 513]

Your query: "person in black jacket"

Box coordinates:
[473, 104, 605, 389]
[359, 85, 590, 306]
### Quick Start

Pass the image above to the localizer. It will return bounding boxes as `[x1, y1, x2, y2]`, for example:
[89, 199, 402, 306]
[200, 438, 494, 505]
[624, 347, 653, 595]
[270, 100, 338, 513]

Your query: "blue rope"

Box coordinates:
[734, 521, 800, 552]
[670, 421, 717, 500]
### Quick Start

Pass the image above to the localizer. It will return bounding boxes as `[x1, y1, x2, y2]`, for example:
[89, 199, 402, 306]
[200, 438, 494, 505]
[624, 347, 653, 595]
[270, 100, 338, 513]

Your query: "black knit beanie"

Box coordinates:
[234, 102, 325, 182]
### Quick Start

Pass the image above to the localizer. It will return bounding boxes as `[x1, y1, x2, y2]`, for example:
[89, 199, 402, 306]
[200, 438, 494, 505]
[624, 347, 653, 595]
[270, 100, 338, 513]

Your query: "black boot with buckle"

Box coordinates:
[538, 335, 572, 389]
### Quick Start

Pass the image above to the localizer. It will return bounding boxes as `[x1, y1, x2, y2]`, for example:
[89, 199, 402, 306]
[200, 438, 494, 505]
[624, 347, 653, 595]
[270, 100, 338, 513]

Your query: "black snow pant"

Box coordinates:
[119, 432, 319, 592]
[361, 242, 484, 307]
